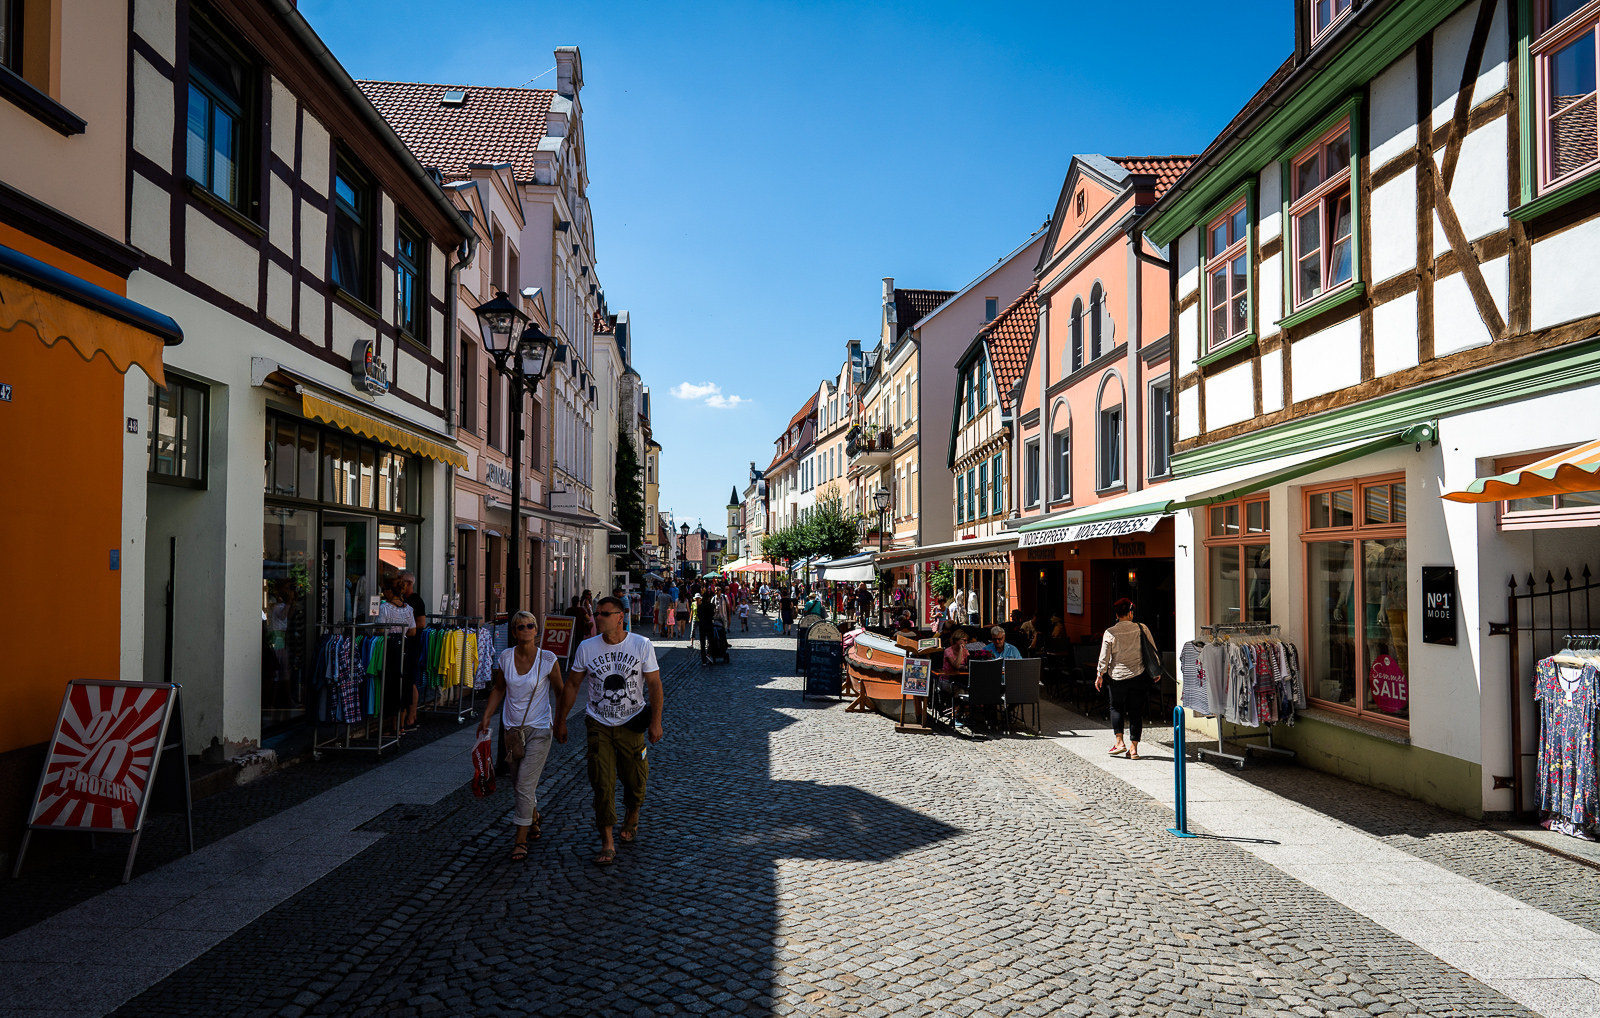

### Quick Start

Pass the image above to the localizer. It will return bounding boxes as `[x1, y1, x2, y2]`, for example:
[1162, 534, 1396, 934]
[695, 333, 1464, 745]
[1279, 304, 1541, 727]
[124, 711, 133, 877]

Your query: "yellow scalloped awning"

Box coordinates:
[301, 391, 468, 469]
[0, 272, 173, 386]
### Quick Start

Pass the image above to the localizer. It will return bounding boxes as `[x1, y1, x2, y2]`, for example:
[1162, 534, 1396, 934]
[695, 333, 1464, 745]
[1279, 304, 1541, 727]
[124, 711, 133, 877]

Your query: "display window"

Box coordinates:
[1302, 474, 1409, 726]
[1204, 495, 1271, 625]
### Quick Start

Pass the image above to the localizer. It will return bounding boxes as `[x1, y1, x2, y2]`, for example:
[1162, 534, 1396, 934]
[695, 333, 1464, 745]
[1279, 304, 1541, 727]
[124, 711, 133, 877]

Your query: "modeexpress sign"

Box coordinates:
[29, 681, 177, 832]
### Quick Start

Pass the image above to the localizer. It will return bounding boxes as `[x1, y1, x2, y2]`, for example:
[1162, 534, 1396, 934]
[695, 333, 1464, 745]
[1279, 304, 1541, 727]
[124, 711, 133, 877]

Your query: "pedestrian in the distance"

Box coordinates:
[780, 591, 795, 636]
[1095, 598, 1160, 760]
[479, 611, 564, 861]
[559, 596, 663, 866]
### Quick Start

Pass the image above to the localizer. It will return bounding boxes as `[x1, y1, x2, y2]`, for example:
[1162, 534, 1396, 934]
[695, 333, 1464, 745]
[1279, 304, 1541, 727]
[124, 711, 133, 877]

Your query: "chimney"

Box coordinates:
[882, 277, 894, 307]
[554, 46, 582, 97]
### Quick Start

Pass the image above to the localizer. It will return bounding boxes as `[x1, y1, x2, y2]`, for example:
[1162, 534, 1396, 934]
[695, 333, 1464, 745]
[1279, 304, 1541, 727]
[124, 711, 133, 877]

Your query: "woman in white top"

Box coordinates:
[478, 610, 565, 860]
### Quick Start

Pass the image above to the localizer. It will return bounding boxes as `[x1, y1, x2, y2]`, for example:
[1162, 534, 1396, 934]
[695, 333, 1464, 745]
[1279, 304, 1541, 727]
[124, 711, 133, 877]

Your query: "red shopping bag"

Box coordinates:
[471, 729, 496, 797]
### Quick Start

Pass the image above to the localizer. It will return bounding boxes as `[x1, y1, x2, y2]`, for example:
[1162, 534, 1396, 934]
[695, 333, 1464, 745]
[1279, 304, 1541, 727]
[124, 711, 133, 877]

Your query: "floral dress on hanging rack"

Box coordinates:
[1534, 656, 1600, 833]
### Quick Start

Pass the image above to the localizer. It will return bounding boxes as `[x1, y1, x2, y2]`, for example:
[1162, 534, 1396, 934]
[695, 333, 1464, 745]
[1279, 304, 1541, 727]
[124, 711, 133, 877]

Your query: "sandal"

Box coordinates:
[510, 841, 529, 862]
[594, 847, 617, 866]
[1127, 749, 1141, 760]
[1108, 744, 1129, 757]
[529, 812, 542, 840]
[619, 814, 639, 843]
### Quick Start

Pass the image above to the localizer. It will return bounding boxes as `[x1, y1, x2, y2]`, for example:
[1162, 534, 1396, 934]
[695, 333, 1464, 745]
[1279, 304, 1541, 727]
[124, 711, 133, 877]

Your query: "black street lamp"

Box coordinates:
[872, 487, 892, 626]
[678, 522, 690, 576]
[473, 290, 556, 620]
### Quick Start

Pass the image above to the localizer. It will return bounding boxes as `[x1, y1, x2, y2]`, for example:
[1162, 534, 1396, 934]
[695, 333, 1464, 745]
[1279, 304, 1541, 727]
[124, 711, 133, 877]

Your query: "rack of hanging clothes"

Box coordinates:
[415, 616, 491, 723]
[1533, 635, 1600, 840]
[312, 621, 405, 755]
[1179, 622, 1305, 770]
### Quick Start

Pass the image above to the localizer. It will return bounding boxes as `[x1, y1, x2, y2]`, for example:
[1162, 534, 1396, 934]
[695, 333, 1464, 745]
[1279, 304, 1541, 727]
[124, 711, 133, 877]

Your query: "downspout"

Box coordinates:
[445, 231, 479, 610]
[1126, 214, 1143, 494]
[1037, 294, 1050, 510]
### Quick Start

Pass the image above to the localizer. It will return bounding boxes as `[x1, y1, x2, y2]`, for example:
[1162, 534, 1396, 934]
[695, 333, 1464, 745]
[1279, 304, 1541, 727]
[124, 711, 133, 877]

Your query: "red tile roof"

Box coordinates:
[976, 284, 1040, 413]
[1110, 156, 1198, 201]
[786, 391, 819, 430]
[357, 81, 555, 183]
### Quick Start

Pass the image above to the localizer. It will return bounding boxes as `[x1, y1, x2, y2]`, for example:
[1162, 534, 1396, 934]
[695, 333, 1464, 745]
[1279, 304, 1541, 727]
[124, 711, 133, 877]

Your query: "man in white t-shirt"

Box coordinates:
[560, 595, 663, 865]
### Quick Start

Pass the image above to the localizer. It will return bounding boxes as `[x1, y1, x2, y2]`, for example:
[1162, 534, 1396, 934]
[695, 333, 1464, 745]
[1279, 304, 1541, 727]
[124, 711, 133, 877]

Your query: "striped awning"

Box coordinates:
[1443, 439, 1600, 503]
[301, 391, 468, 469]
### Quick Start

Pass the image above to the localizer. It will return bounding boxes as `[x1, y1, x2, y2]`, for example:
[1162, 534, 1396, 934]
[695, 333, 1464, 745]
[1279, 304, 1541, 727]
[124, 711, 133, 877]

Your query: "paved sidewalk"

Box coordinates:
[1041, 701, 1600, 1018]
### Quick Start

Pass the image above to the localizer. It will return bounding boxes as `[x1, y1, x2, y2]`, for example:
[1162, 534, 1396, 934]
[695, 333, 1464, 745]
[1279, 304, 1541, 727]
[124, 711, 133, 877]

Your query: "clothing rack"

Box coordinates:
[1190, 622, 1299, 770]
[313, 621, 402, 756]
[417, 614, 484, 724]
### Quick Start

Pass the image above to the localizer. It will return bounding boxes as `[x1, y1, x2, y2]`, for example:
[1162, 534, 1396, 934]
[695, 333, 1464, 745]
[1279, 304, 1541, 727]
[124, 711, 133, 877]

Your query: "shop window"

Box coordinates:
[1310, 0, 1353, 43]
[396, 217, 425, 343]
[186, 7, 256, 214]
[1534, 0, 1600, 194]
[1303, 475, 1409, 726]
[1097, 404, 1123, 491]
[149, 375, 209, 487]
[1204, 496, 1270, 625]
[1149, 379, 1172, 479]
[1025, 439, 1041, 507]
[1495, 451, 1600, 528]
[1205, 199, 1249, 349]
[332, 154, 375, 301]
[1288, 118, 1355, 310]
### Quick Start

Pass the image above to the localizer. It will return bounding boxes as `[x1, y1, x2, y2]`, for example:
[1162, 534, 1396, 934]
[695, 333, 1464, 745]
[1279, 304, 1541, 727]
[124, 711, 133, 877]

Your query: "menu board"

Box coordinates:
[803, 623, 844, 700]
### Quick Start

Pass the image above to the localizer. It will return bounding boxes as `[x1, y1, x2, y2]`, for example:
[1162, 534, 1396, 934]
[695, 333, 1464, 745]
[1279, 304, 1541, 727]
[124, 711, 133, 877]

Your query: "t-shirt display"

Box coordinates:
[571, 632, 660, 726]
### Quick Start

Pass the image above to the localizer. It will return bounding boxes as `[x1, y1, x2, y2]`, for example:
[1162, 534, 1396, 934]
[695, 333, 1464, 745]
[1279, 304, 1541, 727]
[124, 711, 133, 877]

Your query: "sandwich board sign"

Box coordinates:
[14, 680, 192, 883]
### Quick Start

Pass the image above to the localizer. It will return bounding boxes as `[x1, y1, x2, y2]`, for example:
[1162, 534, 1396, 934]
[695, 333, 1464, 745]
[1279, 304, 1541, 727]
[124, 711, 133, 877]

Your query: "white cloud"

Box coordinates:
[671, 381, 721, 400]
[704, 394, 750, 409]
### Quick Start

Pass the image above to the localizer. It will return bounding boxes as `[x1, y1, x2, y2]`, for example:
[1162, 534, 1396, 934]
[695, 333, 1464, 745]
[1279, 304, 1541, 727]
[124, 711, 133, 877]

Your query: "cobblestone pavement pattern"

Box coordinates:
[12, 625, 1561, 1016]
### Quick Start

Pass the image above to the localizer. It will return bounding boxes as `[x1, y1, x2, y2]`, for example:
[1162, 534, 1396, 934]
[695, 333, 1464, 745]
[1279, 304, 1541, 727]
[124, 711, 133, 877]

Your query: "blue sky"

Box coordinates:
[302, 0, 1295, 533]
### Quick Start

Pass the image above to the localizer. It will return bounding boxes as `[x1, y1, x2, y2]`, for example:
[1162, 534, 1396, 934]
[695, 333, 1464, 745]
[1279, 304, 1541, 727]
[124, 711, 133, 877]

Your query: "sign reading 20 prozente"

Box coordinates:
[28, 680, 178, 832]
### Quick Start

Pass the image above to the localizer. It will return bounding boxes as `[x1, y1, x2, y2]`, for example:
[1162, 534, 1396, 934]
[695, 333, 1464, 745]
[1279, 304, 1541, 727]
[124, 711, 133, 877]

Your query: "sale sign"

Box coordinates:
[1368, 655, 1409, 715]
[27, 680, 177, 833]
[541, 615, 577, 664]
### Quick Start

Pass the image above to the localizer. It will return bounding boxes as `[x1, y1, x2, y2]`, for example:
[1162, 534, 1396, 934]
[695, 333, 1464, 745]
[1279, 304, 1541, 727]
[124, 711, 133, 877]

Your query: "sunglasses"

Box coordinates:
[514, 623, 538, 632]
[596, 610, 622, 617]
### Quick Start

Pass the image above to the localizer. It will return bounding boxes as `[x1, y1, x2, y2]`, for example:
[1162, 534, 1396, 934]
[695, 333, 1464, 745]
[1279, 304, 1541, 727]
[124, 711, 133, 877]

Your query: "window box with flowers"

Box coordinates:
[1277, 98, 1365, 330]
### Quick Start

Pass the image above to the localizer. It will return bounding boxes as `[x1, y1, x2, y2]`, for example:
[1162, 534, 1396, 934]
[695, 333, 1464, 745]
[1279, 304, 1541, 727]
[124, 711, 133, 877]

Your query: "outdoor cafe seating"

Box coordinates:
[931, 656, 1043, 735]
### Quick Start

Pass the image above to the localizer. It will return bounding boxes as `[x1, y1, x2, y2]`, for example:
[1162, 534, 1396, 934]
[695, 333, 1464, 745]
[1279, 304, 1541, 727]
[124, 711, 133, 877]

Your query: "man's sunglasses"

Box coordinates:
[596, 610, 622, 617]
[514, 623, 538, 631]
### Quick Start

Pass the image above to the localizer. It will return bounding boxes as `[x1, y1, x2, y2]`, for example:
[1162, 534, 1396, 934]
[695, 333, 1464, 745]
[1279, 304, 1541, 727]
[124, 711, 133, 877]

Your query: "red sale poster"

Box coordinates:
[27, 680, 177, 833]
[541, 615, 577, 664]
[1368, 655, 1409, 715]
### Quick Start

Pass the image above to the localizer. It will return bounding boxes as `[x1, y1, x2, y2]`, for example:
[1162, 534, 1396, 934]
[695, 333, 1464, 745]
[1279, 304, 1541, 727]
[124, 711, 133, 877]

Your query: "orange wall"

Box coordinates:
[0, 227, 127, 755]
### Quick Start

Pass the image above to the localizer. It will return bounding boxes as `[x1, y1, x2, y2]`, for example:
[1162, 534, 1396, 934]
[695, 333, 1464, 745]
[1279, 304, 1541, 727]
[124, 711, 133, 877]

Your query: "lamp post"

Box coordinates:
[473, 290, 555, 620]
[872, 487, 892, 626]
[678, 522, 690, 579]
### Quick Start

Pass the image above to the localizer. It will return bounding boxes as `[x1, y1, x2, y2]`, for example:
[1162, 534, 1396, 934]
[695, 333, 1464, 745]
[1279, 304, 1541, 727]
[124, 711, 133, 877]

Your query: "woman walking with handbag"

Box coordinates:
[1095, 598, 1162, 760]
[479, 611, 565, 860]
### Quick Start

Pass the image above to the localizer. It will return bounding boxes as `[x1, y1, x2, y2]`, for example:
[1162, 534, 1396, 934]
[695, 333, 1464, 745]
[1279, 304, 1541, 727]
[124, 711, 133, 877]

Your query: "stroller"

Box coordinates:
[707, 620, 732, 664]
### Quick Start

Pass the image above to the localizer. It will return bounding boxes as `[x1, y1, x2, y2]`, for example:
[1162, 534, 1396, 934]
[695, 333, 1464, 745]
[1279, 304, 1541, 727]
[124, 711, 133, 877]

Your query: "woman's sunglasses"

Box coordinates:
[514, 623, 538, 632]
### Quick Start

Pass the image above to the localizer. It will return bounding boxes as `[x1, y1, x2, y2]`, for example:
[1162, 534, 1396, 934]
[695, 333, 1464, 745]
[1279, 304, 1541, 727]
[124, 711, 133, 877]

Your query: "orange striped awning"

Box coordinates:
[1442, 440, 1600, 503]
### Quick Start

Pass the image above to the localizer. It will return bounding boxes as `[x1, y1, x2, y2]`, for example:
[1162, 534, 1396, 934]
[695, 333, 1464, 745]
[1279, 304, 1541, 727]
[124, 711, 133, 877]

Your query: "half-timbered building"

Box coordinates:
[1142, 0, 1600, 816]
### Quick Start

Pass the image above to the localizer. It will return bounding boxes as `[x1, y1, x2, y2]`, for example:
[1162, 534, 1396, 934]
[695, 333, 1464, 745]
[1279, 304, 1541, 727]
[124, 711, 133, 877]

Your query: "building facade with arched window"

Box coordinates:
[1004, 153, 1193, 652]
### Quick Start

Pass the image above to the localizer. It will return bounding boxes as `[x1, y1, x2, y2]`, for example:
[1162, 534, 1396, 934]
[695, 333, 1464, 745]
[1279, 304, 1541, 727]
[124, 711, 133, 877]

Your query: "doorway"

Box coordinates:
[322, 513, 376, 624]
[1019, 560, 1063, 625]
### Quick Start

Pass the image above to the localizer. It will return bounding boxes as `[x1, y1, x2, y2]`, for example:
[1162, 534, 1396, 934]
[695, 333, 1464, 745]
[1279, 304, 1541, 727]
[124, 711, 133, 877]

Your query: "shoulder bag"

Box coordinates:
[1138, 623, 1166, 683]
[504, 649, 545, 760]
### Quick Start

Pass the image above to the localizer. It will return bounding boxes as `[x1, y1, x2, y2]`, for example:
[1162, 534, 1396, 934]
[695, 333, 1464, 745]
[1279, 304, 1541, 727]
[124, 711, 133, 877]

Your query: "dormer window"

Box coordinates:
[1311, 0, 1352, 44]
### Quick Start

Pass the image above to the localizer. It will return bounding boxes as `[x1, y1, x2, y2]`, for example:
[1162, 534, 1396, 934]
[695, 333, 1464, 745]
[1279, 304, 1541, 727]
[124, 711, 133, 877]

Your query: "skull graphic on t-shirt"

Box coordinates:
[600, 673, 630, 714]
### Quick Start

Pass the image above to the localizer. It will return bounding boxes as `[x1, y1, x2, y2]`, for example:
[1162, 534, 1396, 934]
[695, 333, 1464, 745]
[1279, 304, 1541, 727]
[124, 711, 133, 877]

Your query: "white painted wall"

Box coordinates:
[1372, 289, 1419, 377]
[1370, 48, 1418, 169]
[1203, 361, 1254, 430]
[1531, 216, 1600, 330]
[1260, 348, 1283, 413]
[1370, 168, 1417, 283]
[1290, 315, 1362, 401]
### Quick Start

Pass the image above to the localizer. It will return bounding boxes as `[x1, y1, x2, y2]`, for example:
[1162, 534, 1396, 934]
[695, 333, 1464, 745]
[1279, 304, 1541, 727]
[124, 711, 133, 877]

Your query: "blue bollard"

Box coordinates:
[1167, 704, 1196, 838]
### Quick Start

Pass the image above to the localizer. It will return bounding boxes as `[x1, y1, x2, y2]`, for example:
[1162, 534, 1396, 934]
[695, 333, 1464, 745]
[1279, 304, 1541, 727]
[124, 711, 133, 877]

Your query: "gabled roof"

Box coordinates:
[1109, 156, 1196, 201]
[980, 284, 1040, 414]
[894, 288, 956, 336]
[947, 284, 1040, 467]
[358, 81, 555, 183]
[787, 392, 819, 430]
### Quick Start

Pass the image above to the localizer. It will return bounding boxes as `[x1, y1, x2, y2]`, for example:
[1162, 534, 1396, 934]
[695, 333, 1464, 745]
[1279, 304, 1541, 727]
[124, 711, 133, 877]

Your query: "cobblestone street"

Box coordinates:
[9, 625, 1600, 1017]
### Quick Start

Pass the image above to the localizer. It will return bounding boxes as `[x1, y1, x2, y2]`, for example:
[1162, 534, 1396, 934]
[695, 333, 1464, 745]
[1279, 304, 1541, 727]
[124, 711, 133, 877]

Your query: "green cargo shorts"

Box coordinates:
[585, 716, 648, 829]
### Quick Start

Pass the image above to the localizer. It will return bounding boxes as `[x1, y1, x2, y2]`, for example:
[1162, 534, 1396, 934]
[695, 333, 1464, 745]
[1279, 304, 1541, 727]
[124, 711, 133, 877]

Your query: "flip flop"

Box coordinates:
[619, 817, 639, 843]
[594, 847, 617, 866]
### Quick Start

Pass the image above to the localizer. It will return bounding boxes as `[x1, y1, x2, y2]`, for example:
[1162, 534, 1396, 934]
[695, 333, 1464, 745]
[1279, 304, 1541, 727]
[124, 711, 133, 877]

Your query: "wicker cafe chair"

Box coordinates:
[1002, 658, 1042, 734]
[961, 659, 1007, 731]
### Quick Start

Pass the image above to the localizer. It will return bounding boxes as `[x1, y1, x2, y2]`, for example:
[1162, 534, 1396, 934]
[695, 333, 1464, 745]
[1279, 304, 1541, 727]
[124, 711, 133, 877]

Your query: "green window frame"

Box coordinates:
[956, 473, 965, 523]
[1277, 96, 1366, 330]
[991, 452, 1004, 516]
[1194, 181, 1258, 367]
